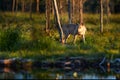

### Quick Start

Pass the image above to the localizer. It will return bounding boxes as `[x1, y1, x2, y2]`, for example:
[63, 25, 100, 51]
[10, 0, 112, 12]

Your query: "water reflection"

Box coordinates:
[82, 74, 116, 79]
[0, 67, 120, 79]
[0, 67, 34, 79]
[54, 74, 116, 79]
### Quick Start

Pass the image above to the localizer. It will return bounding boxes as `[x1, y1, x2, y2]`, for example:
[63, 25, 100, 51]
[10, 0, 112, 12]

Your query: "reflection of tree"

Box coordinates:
[0, 67, 119, 79]
[0, 67, 33, 79]
[30, 68, 117, 79]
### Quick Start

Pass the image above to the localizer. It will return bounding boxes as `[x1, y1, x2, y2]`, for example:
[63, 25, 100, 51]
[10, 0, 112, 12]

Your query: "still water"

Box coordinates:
[0, 67, 120, 79]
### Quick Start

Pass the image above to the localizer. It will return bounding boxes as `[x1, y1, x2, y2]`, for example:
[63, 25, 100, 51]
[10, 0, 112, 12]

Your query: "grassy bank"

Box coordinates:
[0, 12, 120, 61]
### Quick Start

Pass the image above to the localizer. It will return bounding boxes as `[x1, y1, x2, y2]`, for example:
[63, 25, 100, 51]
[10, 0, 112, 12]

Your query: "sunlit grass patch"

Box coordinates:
[106, 49, 119, 54]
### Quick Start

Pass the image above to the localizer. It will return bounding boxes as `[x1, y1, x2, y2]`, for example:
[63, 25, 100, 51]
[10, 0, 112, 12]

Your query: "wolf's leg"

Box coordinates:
[65, 34, 70, 43]
[73, 35, 77, 44]
[82, 35, 85, 43]
[65, 35, 70, 43]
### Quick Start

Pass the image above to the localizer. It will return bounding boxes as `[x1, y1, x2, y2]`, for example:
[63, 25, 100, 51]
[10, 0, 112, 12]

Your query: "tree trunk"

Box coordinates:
[110, 1, 114, 13]
[68, 0, 72, 24]
[53, 0, 64, 44]
[36, 0, 40, 13]
[15, 0, 18, 12]
[30, 0, 32, 20]
[58, 0, 63, 15]
[79, 0, 83, 23]
[14, 0, 18, 19]
[100, 0, 103, 33]
[52, 0, 57, 30]
[52, 0, 54, 15]
[12, 0, 15, 13]
[106, 0, 110, 24]
[22, 0, 25, 12]
[72, 0, 75, 23]
[45, 0, 51, 32]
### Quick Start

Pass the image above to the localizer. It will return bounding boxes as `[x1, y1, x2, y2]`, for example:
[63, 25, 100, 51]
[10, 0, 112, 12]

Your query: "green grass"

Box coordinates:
[0, 12, 120, 61]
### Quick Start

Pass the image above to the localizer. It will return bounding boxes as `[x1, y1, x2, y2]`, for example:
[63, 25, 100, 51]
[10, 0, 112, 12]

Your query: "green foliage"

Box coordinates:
[0, 27, 21, 51]
[0, 12, 120, 61]
[35, 36, 65, 51]
[84, 14, 99, 25]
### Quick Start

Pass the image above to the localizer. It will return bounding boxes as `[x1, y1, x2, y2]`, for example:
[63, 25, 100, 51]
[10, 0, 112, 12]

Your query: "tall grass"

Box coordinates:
[0, 12, 120, 60]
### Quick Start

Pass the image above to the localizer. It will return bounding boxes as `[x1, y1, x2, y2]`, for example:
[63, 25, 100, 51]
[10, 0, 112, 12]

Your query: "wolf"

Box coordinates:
[62, 23, 86, 44]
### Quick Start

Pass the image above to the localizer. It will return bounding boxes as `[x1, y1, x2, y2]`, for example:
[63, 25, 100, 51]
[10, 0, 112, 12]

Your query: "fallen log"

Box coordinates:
[0, 57, 120, 72]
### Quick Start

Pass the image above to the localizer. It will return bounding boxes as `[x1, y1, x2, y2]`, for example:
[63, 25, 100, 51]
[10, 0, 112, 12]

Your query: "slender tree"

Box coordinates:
[36, 0, 40, 13]
[71, 0, 75, 23]
[14, 0, 18, 19]
[21, 0, 25, 12]
[53, 0, 64, 43]
[15, 0, 18, 12]
[29, 0, 33, 20]
[45, 0, 51, 32]
[100, 0, 103, 33]
[106, 0, 110, 24]
[51, 0, 54, 15]
[79, 0, 83, 23]
[58, 0, 62, 14]
[12, 0, 15, 13]
[68, 0, 72, 24]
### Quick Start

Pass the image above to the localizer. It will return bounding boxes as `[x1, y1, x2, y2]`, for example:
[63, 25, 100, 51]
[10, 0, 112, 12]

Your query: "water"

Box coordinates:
[0, 67, 120, 79]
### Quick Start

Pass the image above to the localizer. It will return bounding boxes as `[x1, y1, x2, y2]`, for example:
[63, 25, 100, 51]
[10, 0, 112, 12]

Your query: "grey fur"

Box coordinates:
[62, 24, 86, 44]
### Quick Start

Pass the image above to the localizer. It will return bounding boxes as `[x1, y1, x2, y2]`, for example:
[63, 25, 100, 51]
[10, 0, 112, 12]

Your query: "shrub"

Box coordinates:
[33, 36, 65, 52]
[0, 28, 21, 51]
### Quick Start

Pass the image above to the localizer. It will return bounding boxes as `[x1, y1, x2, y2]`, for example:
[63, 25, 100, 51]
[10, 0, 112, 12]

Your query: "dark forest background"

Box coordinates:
[0, 0, 120, 13]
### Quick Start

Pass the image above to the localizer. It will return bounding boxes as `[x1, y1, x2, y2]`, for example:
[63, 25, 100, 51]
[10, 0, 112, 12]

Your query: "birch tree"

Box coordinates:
[100, 0, 103, 33]
[53, 0, 64, 43]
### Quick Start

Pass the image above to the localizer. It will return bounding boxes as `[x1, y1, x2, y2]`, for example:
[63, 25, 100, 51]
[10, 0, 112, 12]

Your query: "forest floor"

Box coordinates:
[0, 12, 120, 61]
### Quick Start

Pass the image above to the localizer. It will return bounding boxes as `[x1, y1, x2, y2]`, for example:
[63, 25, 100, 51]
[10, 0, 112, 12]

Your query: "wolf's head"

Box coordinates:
[77, 24, 86, 35]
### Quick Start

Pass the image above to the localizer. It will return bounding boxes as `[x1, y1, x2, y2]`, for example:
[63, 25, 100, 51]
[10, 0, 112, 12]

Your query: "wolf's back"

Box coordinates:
[62, 24, 78, 35]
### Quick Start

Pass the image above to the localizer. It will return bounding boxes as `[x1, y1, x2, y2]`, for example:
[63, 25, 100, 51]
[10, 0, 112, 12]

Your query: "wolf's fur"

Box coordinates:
[62, 23, 86, 44]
